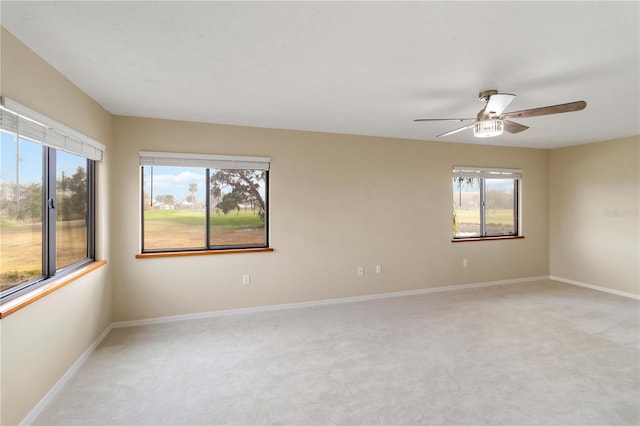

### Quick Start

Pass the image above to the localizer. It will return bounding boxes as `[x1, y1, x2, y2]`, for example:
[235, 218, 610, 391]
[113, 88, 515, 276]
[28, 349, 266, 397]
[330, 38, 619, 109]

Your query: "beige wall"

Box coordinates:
[111, 116, 550, 321]
[550, 136, 640, 295]
[1, 28, 113, 425]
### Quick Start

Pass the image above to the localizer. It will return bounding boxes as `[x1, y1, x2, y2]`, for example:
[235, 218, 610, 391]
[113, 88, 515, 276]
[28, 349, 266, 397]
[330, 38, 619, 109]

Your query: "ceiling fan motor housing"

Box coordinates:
[478, 89, 498, 101]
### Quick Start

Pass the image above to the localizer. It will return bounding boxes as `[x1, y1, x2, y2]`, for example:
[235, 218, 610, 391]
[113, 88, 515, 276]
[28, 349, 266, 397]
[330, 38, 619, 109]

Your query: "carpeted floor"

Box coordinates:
[32, 280, 639, 425]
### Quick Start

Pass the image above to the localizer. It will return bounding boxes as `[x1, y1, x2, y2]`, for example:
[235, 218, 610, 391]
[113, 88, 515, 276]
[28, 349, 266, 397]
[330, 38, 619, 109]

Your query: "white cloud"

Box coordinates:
[154, 171, 203, 185]
[149, 171, 206, 199]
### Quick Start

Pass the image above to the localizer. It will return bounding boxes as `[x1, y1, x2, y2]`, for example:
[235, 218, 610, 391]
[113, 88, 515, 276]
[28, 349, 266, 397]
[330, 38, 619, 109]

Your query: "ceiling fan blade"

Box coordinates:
[437, 123, 475, 138]
[501, 100, 586, 119]
[484, 93, 516, 116]
[414, 118, 475, 122]
[503, 120, 529, 134]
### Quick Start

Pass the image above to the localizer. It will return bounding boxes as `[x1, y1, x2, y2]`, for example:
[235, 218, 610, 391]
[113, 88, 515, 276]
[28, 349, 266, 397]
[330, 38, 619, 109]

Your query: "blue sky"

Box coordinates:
[1, 132, 87, 186]
[143, 166, 207, 201]
[142, 167, 268, 201]
[2, 133, 43, 185]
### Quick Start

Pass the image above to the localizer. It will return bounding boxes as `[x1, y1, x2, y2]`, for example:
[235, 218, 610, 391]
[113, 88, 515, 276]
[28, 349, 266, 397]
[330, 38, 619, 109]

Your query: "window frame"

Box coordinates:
[452, 167, 521, 241]
[139, 154, 270, 254]
[0, 104, 99, 304]
[45, 148, 97, 276]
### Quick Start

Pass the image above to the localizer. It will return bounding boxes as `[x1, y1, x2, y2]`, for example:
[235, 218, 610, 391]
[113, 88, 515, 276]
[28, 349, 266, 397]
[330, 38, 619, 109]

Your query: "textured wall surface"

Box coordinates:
[550, 136, 640, 295]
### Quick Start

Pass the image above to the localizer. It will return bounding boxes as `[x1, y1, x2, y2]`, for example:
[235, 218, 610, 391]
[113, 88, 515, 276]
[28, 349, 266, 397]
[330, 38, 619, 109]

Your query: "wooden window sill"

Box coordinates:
[452, 236, 524, 243]
[0, 260, 107, 319]
[136, 247, 274, 259]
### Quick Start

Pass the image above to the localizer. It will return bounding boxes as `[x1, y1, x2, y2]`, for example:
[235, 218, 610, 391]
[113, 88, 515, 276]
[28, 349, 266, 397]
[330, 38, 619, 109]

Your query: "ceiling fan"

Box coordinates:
[414, 90, 587, 138]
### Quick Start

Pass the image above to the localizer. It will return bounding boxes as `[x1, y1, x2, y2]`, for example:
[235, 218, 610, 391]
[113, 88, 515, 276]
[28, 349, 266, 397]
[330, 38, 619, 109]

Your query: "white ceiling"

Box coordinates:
[2, 1, 639, 149]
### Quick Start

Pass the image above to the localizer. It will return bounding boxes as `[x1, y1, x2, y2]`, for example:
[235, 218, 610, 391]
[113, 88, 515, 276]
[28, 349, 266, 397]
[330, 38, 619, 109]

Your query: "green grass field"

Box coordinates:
[144, 209, 264, 229]
[454, 208, 515, 225]
[143, 209, 266, 249]
[454, 208, 516, 236]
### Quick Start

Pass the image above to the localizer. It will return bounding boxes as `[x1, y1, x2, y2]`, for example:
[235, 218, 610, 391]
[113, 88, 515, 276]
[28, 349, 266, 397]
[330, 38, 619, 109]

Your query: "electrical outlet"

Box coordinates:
[463, 259, 469, 268]
[357, 266, 364, 277]
[375, 265, 382, 274]
[242, 274, 251, 284]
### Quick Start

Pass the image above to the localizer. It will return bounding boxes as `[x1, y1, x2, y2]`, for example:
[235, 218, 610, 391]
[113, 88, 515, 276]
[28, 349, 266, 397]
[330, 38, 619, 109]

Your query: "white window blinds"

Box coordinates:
[0, 97, 105, 161]
[453, 166, 522, 180]
[139, 151, 270, 171]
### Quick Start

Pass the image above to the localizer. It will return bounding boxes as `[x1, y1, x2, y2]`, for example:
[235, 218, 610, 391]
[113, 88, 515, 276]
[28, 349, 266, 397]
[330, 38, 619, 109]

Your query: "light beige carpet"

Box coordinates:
[33, 280, 639, 425]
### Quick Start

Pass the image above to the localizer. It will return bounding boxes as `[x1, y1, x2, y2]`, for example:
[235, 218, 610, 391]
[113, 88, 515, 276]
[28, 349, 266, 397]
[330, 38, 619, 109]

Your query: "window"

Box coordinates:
[452, 167, 520, 239]
[0, 98, 104, 301]
[140, 151, 269, 253]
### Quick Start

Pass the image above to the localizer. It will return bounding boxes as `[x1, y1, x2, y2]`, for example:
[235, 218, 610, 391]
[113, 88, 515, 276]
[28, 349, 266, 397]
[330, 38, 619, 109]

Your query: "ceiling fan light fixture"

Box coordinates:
[473, 119, 504, 138]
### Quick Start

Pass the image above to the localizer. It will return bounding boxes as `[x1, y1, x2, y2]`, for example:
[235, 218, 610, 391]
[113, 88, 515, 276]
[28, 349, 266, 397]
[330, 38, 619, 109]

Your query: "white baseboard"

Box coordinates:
[20, 324, 113, 426]
[549, 275, 640, 300]
[112, 275, 549, 329]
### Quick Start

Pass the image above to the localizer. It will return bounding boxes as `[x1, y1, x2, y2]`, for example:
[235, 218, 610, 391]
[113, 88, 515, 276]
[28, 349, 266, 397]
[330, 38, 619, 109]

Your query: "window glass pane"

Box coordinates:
[143, 166, 206, 250]
[485, 179, 516, 236]
[210, 169, 266, 247]
[56, 151, 88, 269]
[1, 133, 43, 291]
[453, 178, 480, 237]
